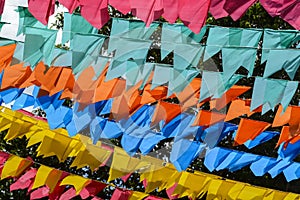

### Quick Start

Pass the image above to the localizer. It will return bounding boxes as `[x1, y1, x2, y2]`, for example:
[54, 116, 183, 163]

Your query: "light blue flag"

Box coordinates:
[263, 49, 300, 80]
[170, 139, 206, 171]
[199, 71, 243, 102]
[244, 131, 279, 149]
[71, 33, 106, 75]
[0, 38, 16, 46]
[281, 81, 298, 111]
[215, 151, 242, 171]
[23, 27, 57, 68]
[268, 159, 292, 178]
[45, 105, 72, 129]
[228, 153, 260, 172]
[204, 26, 262, 61]
[261, 29, 299, 64]
[222, 47, 257, 81]
[161, 23, 207, 59]
[62, 13, 98, 44]
[283, 163, 300, 182]
[250, 157, 278, 176]
[111, 18, 159, 40]
[203, 122, 225, 148]
[92, 56, 110, 79]
[204, 147, 231, 172]
[139, 132, 166, 155]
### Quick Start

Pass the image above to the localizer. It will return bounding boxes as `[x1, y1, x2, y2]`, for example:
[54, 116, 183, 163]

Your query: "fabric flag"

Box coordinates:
[280, 2, 300, 30]
[263, 49, 300, 80]
[10, 168, 37, 191]
[1, 155, 32, 179]
[204, 26, 262, 60]
[151, 101, 181, 125]
[0, 0, 4, 16]
[70, 33, 106, 74]
[17, 7, 46, 36]
[223, 0, 256, 20]
[193, 110, 225, 126]
[0, 43, 16, 72]
[161, 23, 206, 59]
[261, 29, 299, 63]
[108, 0, 130, 14]
[60, 175, 91, 194]
[204, 147, 231, 172]
[28, 0, 55, 25]
[272, 105, 291, 127]
[210, 85, 251, 110]
[250, 156, 278, 176]
[62, 13, 98, 44]
[32, 165, 63, 193]
[110, 18, 159, 40]
[173, 43, 203, 70]
[170, 139, 205, 171]
[178, 0, 210, 33]
[58, 0, 80, 13]
[221, 47, 257, 80]
[259, 0, 295, 17]
[209, 0, 228, 19]
[130, 0, 163, 26]
[234, 118, 270, 145]
[23, 27, 57, 67]
[199, 71, 243, 102]
[108, 148, 148, 182]
[80, 0, 110, 29]
[111, 188, 132, 200]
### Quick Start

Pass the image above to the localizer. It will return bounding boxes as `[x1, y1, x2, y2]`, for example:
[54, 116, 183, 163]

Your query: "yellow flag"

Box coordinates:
[60, 175, 91, 194]
[129, 191, 148, 200]
[108, 148, 148, 182]
[1, 155, 32, 179]
[32, 165, 63, 193]
[237, 185, 267, 199]
[36, 133, 73, 162]
[70, 144, 111, 170]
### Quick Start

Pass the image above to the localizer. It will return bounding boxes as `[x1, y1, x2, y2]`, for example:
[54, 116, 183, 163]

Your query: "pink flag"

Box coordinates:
[28, 0, 55, 25]
[162, 0, 179, 23]
[109, 0, 131, 14]
[59, 188, 77, 200]
[79, 181, 107, 199]
[223, 0, 257, 20]
[58, 0, 80, 13]
[111, 188, 131, 200]
[179, 0, 210, 33]
[0, 0, 5, 15]
[80, 0, 110, 29]
[30, 186, 50, 200]
[10, 169, 37, 191]
[209, 0, 228, 19]
[130, 0, 164, 26]
[280, 1, 300, 30]
[260, 0, 295, 17]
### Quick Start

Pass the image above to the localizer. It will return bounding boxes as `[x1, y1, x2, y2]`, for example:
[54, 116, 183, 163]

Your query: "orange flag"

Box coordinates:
[272, 105, 291, 127]
[1, 63, 32, 90]
[177, 78, 201, 111]
[0, 44, 17, 72]
[289, 106, 300, 136]
[151, 101, 181, 125]
[193, 110, 226, 126]
[225, 99, 254, 122]
[276, 126, 291, 148]
[210, 85, 251, 110]
[234, 118, 270, 145]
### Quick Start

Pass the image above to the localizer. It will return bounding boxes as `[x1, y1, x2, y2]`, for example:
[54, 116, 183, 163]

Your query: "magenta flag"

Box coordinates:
[58, 0, 80, 13]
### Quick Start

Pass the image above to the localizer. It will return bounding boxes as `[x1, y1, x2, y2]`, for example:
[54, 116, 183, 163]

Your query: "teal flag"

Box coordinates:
[263, 49, 300, 80]
[251, 77, 298, 113]
[161, 23, 207, 60]
[199, 71, 243, 102]
[173, 43, 204, 70]
[261, 29, 299, 64]
[62, 13, 98, 44]
[71, 33, 106, 74]
[17, 7, 46, 36]
[204, 26, 262, 61]
[222, 47, 257, 81]
[23, 27, 57, 68]
[168, 68, 200, 96]
[51, 48, 72, 66]
[110, 18, 159, 40]
[151, 64, 172, 90]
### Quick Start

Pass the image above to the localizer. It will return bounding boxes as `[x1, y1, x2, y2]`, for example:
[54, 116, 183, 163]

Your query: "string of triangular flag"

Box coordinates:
[1, 0, 299, 33]
[2, 110, 299, 197]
